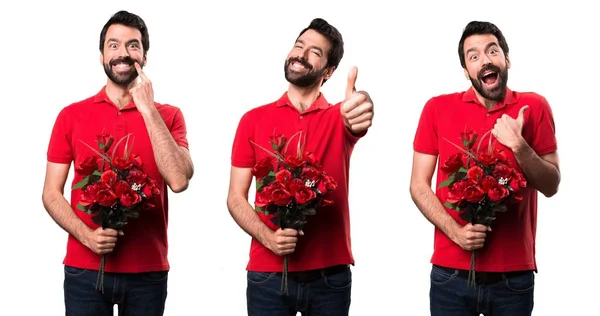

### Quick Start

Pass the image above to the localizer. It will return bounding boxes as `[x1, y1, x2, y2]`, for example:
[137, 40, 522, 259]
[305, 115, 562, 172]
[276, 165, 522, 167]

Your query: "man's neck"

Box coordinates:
[287, 84, 321, 113]
[473, 89, 504, 111]
[105, 80, 134, 109]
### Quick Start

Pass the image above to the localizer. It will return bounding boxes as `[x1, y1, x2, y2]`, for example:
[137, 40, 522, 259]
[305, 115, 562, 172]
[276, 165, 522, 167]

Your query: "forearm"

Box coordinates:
[42, 190, 92, 246]
[410, 183, 461, 241]
[140, 108, 194, 193]
[513, 142, 560, 197]
[227, 195, 273, 246]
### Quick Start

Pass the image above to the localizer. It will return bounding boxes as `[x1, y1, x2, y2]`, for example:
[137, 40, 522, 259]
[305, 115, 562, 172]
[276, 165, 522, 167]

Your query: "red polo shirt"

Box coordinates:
[231, 92, 365, 272]
[47, 86, 189, 273]
[413, 87, 557, 272]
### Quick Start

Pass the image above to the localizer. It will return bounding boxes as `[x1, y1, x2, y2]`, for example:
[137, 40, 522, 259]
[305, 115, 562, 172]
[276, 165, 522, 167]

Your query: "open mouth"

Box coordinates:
[112, 62, 132, 71]
[480, 70, 499, 88]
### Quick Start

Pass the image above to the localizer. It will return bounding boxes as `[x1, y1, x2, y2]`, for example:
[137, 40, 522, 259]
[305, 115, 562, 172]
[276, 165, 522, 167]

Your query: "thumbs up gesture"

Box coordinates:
[341, 66, 374, 134]
[492, 105, 528, 151]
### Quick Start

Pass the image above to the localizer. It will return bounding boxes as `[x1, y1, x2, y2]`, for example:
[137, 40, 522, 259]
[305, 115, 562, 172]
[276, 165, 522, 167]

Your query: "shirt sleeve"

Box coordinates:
[413, 97, 439, 156]
[169, 108, 189, 149]
[231, 110, 256, 168]
[47, 107, 73, 164]
[529, 95, 557, 156]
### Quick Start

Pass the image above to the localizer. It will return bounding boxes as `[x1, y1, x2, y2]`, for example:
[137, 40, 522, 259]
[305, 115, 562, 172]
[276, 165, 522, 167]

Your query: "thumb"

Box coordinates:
[345, 66, 358, 99]
[517, 105, 529, 125]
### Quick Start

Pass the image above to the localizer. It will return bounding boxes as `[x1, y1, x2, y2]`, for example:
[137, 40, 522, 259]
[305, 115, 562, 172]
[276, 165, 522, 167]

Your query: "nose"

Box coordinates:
[481, 53, 492, 65]
[117, 44, 130, 57]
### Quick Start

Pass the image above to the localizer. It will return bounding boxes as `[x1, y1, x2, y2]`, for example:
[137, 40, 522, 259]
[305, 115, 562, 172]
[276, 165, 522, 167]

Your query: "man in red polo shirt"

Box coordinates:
[41, 10, 193, 315]
[410, 21, 560, 315]
[227, 18, 374, 315]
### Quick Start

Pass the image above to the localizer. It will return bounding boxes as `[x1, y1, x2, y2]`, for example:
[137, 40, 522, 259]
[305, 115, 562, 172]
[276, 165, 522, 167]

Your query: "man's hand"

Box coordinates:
[264, 228, 304, 256]
[450, 223, 489, 251]
[83, 227, 123, 255]
[341, 66, 374, 133]
[492, 105, 528, 151]
[129, 62, 155, 115]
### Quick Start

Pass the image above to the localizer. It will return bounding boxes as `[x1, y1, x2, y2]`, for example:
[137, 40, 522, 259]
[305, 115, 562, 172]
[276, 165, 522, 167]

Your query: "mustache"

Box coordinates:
[287, 57, 313, 70]
[478, 64, 502, 79]
[110, 56, 136, 66]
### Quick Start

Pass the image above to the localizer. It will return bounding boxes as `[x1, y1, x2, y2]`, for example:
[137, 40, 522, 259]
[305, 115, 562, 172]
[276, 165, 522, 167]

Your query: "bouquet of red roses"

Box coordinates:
[72, 132, 160, 293]
[439, 129, 527, 286]
[250, 131, 338, 295]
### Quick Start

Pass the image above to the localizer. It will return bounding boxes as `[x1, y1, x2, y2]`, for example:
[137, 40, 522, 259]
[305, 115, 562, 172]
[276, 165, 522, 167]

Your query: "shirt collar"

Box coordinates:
[462, 86, 518, 111]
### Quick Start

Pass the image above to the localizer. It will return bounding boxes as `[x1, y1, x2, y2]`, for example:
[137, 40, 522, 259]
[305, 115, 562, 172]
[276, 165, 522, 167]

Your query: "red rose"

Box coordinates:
[100, 170, 118, 185]
[321, 174, 337, 191]
[120, 189, 142, 207]
[271, 188, 292, 206]
[127, 168, 148, 185]
[252, 156, 274, 178]
[494, 148, 509, 164]
[96, 189, 117, 207]
[76, 156, 98, 176]
[446, 180, 469, 204]
[275, 169, 292, 184]
[269, 134, 286, 152]
[256, 183, 282, 208]
[97, 133, 114, 152]
[79, 182, 106, 206]
[301, 166, 322, 182]
[285, 155, 306, 169]
[492, 163, 512, 179]
[466, 166, 483, 183]
[287, 179, 306, 195]
[480, 175, 497, 192]
[460, 130, 477, 149]
[294, 185, 317, 205]
[478, 151, 498, 166]
[304, 152, 320, 167]
[113, 180, 131, 196]
[464, 185, 485, 203]
[488, 183, 509, 202]
[113, 155, 134, 170]
[441, 153, 464, 174]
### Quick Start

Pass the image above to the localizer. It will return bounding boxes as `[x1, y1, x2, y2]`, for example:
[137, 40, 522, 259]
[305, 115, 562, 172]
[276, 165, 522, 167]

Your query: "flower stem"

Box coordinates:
[96, 254, 106, 293]
[281, 255, 289, 295]
[468, 250, 476, 287]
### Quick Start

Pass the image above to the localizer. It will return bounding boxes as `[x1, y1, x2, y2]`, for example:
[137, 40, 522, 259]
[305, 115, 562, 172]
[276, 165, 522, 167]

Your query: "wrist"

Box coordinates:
[511, 136, 528, 154]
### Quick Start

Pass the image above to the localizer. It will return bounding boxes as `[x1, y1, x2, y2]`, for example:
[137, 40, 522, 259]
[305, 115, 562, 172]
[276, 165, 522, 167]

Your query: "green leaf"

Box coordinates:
[443, 202, 455, 209]
[438, 174, 455, 188]
[492, 204, 508, 213]
[93, 170, 102, 176]
[72, 175, 90, 190]
[76, 204, 88, 212]
[255, 206, 265, 214]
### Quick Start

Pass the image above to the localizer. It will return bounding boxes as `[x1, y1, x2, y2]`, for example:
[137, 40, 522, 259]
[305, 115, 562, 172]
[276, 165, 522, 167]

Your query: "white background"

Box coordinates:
[0, 0, 597, 315]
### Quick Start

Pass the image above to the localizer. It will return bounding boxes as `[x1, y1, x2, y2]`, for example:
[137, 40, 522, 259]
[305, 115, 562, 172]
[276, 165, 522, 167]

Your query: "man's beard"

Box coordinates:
[103, 56, 140, 87]
[470, 64, 508, 101]
[284, 57, 327, 87]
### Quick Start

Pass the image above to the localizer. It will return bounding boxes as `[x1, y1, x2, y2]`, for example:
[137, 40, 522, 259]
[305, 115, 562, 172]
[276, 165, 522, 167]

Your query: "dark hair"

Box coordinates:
[297, 18, 344, 70]
[458, 21, 509, 68]
[99, 10, 150, 57]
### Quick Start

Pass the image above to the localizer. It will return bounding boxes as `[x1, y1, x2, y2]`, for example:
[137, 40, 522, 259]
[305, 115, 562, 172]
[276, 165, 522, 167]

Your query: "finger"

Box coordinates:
[134, 62, 148, 81]
[280, 228, 299, 237]
[345, 66, 358, 100]
[468, 232, 487, 240]
[280, 236, 298, 245]
[471, 224, 489, 232]
[100, 236, 118, 244]
[347, 105, 374, 124]
[298, 230, 304, 236]
[100, 228, 119, 237]
[517, 105, 529, 125]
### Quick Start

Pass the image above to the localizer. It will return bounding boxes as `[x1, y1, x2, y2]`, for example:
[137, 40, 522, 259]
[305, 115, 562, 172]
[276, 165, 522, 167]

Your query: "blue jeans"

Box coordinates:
[63, 265, 168, 316]
[429, 264, 535, 316]
[247, 265, 352, 316]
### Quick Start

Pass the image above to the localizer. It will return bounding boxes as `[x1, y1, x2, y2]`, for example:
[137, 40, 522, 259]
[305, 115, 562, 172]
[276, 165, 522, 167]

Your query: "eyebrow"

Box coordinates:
[107, 38, 141, 46]
[296, 39, 324, 55]
[465, 42, 499, 55]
